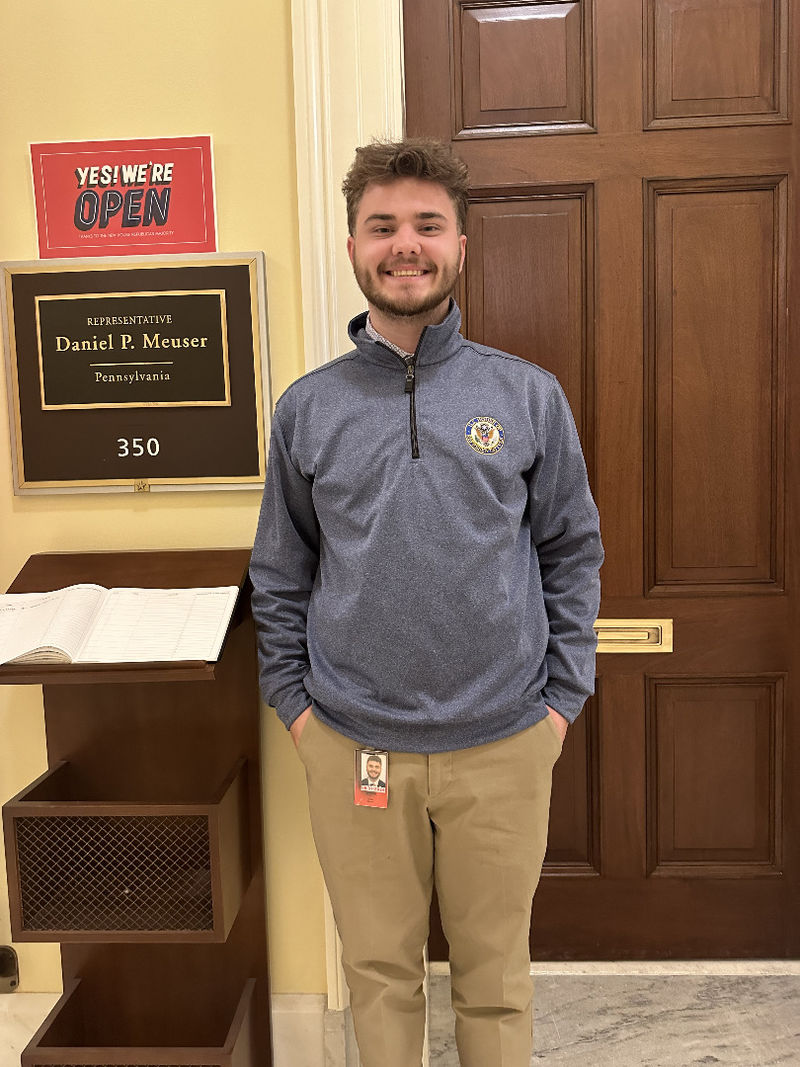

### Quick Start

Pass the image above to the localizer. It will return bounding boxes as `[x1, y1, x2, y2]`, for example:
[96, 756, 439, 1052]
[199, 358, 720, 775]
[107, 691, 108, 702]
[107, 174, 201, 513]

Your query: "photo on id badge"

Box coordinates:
[354, 750, 389, 807]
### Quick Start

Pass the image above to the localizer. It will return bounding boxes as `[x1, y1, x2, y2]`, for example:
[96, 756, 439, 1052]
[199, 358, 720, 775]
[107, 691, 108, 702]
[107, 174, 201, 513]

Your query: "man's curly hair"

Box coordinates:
[342, 138, 470, 236]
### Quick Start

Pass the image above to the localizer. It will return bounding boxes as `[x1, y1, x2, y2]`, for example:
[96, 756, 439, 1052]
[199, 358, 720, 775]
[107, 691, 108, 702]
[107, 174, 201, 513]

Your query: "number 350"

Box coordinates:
[117, 437, 160, 457]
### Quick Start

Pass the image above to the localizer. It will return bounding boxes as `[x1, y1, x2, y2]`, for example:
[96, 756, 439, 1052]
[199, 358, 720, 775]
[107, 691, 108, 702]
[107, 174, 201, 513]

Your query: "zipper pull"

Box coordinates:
[404, 361, 415, 394]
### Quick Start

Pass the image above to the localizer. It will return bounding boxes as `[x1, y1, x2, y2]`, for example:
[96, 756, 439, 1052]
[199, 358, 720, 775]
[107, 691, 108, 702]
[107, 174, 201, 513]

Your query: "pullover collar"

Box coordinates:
[365, 315, 414, 364]
[348, 299, 464, 369]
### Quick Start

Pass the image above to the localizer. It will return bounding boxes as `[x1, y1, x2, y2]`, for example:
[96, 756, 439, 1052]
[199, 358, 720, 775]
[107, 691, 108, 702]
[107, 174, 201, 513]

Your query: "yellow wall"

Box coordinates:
[0, 0, 327, 994]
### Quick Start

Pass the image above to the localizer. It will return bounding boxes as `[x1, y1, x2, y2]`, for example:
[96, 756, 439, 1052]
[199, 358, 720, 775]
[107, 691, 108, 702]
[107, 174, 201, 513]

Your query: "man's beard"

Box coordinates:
[352, 253, 461, 319]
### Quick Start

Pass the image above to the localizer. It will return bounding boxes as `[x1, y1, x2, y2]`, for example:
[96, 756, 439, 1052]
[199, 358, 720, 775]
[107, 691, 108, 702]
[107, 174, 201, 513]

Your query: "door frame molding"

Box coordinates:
[291, 0, 405, 372]
[289, 0, 406, 1027]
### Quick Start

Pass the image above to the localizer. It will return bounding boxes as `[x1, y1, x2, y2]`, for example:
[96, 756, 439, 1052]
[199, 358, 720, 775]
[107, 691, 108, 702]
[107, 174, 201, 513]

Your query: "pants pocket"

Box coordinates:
[542, 710, 564, 753]
[296, 710, 317, 761]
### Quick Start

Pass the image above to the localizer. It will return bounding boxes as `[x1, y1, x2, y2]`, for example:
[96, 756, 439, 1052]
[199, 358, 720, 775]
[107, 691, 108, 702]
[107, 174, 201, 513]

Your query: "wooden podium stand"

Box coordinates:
[1, 549, 272, 1066]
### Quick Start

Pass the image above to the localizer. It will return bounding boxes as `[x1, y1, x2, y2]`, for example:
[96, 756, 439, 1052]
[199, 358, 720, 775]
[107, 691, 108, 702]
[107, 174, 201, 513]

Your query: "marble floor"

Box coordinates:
[428, 964, 800, 1066]
[0, 992, 59, 1067]
[2, 964, 799, 1066]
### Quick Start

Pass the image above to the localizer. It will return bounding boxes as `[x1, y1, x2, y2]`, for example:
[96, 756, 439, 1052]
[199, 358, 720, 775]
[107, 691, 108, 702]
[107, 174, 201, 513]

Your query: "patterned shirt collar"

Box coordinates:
[365, 315, 415, 364]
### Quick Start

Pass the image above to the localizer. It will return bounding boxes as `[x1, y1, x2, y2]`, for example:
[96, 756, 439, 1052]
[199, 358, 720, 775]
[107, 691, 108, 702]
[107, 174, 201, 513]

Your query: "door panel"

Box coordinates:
[465, 189, 593, 443]
[647, 177, 786, 594]
[647, 677, 783, 876]
[456, 2, 592, 133]
[404, 0, 800, 957]
[646, 0, 789, 127]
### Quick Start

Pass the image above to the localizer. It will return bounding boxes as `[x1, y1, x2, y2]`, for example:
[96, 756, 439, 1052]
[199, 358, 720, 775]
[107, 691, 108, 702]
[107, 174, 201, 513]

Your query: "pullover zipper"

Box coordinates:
[406, 326, 428, 460]
[404, 359, 420, 459]
[376, 326, 427, 460]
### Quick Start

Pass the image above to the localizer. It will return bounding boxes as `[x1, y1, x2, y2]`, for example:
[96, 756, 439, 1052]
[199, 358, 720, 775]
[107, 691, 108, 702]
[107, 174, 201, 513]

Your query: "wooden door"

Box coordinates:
[404, 0, 800, 958]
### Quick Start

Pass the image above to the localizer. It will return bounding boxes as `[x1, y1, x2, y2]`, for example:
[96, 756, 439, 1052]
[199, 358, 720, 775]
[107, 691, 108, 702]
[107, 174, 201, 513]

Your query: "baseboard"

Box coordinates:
[324, 1004, 362, 1066]
[271, 995, 361, 1067]
[271, 994, 326, 1066]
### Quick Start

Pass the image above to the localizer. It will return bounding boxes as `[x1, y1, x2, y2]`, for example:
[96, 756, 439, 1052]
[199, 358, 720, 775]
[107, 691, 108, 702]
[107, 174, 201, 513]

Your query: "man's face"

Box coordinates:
[366, 758, 382, 781]
[347, 177, 466, 321]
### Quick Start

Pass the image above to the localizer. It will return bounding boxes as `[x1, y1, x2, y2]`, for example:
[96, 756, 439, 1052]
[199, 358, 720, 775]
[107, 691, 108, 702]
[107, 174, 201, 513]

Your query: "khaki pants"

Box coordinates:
[297, 711, 562, 1067]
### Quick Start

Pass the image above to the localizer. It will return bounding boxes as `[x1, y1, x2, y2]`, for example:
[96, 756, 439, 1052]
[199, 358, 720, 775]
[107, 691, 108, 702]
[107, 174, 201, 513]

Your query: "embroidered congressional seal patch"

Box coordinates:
[465, 416, 505, 455]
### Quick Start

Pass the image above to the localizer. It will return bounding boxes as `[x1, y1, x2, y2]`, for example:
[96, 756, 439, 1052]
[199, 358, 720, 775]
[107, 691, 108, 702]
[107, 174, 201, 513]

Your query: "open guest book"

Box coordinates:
[0, 584, 240, 665]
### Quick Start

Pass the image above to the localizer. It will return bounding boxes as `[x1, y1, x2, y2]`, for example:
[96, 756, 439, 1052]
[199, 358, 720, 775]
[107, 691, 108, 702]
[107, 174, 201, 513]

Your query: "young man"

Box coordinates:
[361, 754, 386, 790]
[250, 139, 603, 1067]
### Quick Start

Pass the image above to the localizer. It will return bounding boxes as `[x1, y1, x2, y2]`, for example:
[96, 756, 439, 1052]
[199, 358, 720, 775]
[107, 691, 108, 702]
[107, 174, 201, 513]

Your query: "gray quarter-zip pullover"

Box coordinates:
[250, 301, 603, 753]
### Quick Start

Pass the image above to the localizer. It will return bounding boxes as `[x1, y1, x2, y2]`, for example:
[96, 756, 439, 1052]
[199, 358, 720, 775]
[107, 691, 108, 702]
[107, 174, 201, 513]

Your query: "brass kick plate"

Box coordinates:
[594, 618, 673, 654]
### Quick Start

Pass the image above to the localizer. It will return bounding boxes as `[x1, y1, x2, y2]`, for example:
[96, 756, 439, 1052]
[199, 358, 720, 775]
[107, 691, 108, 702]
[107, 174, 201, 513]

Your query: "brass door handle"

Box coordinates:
[594, 619, 673, 653]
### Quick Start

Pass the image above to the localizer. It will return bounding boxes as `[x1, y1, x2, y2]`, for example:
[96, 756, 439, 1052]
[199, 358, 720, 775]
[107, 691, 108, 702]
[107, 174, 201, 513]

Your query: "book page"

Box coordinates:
[0, 585, 107, 664]
[74, 586, 240, 663]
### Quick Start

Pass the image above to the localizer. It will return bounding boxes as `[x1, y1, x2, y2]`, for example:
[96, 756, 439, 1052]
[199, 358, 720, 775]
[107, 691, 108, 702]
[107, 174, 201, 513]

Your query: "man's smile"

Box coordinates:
[347, 177, 465, 321]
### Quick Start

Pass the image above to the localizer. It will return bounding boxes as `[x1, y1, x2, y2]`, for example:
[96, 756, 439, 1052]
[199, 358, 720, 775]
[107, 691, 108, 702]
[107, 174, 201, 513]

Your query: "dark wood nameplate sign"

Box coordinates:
[1, 254, 270, 493]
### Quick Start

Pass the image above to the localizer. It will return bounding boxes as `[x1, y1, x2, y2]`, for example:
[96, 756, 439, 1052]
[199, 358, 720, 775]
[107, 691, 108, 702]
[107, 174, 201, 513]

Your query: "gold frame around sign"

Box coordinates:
[34, 289, 232, 411]
[36, 288, 233, 411]
[1, 254, 269, 493]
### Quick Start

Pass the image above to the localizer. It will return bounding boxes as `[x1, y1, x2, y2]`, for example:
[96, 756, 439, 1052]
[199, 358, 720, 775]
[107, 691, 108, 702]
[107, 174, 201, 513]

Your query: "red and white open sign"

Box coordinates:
[30, 136, 217, 258]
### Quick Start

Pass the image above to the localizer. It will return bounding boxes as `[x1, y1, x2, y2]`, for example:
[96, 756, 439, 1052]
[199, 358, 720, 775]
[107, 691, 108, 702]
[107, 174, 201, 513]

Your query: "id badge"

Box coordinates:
[354, 749, 389, 808]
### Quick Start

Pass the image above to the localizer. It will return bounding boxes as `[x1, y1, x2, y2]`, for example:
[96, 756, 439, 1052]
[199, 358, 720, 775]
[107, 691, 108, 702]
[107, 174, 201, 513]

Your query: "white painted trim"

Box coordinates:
[291, 0, 339, 371]
[422, 943, 431, 1067]
[323, 886, 348, 1012]
[291, 0, 404, 371]
[290, 0, 405, 1034]
[271, 994, 326, 1066]
[324, 1005, 361, 1067]
[290, 3, 412, 1060]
